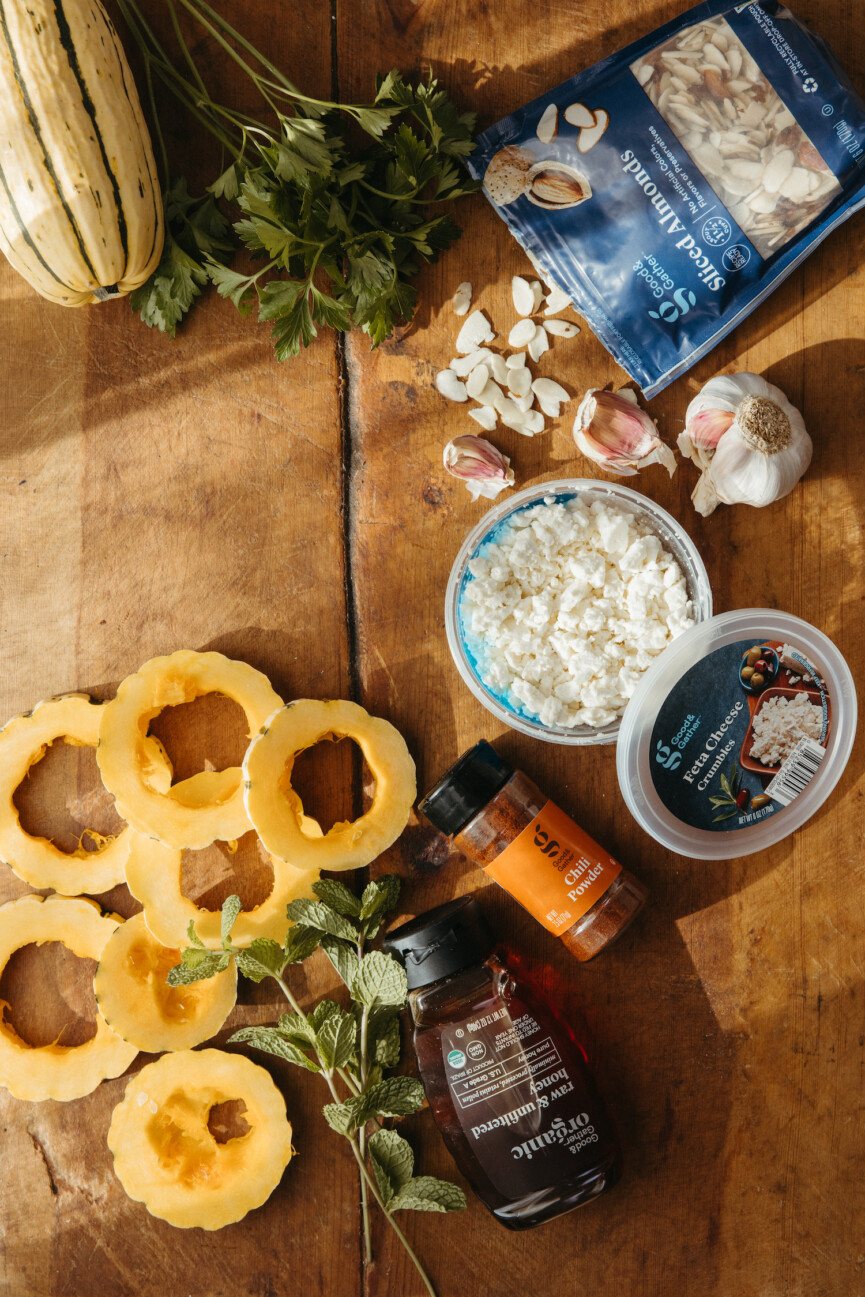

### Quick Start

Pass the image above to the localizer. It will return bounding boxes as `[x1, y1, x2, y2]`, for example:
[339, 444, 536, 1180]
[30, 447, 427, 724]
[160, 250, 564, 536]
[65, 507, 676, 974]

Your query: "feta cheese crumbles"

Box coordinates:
[749, 692, 823, 766]
[461, 497, 695, 729]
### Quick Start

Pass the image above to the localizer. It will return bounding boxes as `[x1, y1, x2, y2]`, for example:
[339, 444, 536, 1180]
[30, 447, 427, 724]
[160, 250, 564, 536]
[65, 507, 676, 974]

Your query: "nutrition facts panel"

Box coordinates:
[449, 1035, 563, 1110]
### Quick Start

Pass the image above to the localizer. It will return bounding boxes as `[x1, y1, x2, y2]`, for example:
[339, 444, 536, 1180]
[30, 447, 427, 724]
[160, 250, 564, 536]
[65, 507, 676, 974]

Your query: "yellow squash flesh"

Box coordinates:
[0, 0, 163, 304]
[94, 912, 237, 1053]
[0, 895, 137, 1101]
[97, 651, 283, 851]
[108, 1049, 294, 1229]
[242, 699, 416, 872]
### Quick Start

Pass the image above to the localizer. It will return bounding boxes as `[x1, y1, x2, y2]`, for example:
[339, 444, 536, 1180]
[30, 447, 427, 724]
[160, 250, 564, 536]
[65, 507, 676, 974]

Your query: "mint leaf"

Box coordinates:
[230, 1025, 319, 1072]
[286, 899, 358, 943]
[309, 999, 341, 1033]
[186, 919, 207, 949]
[360, 875, 402, 920]
[221, 894, 243, 946]
[369, 1128, 414, 1205]
[277, 1012, 317, 1047]
[391, 1177, 467, 1213]
[284, 924, 322, 965]
[359, 1075, 424, 1122]
[236, 938, 286, 982]
[312, 880, 362, 918]
[321, 935, 359, 987]
[371, 1012, 401, 1068]
[316, 1011, 357, 1071]
[352, 951, 407, 1009]
[323, 1099, 361, 1136]
[166, 953, 230, 985]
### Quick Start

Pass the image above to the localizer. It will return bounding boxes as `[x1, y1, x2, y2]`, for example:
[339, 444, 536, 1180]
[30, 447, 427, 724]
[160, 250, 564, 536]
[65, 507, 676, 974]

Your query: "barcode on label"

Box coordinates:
[765, 737, 826, 807]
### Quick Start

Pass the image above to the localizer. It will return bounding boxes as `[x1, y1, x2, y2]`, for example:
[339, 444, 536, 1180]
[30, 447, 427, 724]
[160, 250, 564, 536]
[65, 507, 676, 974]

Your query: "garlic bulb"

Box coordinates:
[573, 388, 676, 477]
[443, 434, 515, 501]
[680, 373, 812, 517]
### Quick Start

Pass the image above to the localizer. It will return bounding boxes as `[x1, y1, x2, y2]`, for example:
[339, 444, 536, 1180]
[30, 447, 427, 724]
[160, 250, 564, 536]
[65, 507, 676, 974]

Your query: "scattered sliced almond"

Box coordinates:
[508, 318, 536, 348]
[452, 281, 472, 316]
[487, 353, 509, 385]
[544, 319, 580, 337]
[530, 280, 544, 313]
[469, 405, 498, 431]
[564, 102, 596, 129]
[476, 379, 504, 406]
[513, 391, 535, 413]
[577, 108, 609, 155]
[500, 410, 529, 433]
[522, 411, 546, 435]
[466, 364, 491, 400]
[436, 370, 468, 402]
[511, 276, 536, 317]
[532, 377, 570, 404]
[505, 352, 526, 370]
[543, 287, 571, 315]
[536, 104, 558, 144]
[456, 309, 496, 354]
[527, 326, 550, 363]
[507, 367, 532, 398]
[492, 391, 523, 421]
[537, 399, 561, 419]
[450, 348, 491, 377]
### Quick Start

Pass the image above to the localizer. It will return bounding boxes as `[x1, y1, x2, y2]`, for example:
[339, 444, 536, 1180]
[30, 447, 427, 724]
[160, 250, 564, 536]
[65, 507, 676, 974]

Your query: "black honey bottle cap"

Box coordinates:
[418, 740, 513, 838]
[383, 896, 496, 991]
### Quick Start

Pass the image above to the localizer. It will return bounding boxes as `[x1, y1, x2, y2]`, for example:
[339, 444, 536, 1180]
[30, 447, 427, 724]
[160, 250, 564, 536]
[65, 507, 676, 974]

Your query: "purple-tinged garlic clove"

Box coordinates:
[443, 434, 515, 501]
[574, 389, 676, 477]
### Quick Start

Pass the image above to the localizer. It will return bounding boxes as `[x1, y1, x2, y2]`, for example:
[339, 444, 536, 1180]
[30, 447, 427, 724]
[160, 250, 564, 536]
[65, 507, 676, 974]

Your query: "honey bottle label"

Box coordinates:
[482, 801, 621, 935]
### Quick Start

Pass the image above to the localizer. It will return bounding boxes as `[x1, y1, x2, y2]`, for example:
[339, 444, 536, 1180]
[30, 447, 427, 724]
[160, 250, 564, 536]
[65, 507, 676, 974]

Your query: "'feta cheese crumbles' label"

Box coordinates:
[650, 638, 830, 832]
[459, 496, 695, 731]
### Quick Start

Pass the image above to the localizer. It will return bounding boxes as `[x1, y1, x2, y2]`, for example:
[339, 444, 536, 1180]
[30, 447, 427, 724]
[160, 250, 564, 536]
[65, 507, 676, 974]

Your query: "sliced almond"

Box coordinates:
[476, 379, 504, 407]
[435, 370, 468, 402]
[455, 309, 496, 354]
[469, 405, 498, 431]
[507, 367, 532, 398]
[466, 364, 491, 400]
[522, 411, 546, 435]
[543, 287, 571, 316]
[508, 318, 537, 348]
[450, 347, 492, 377]
[537, 399, 561, 419]
[532, 377, 570, 404]
[536, 103, 558, 144]
[492, 391, 522, 421]
[511, 276, 536, 317]
[451, 281, 472, 316]
[505, 352, 526, 370]
[577, 109, 609, 154]
[513, 392, 535, 413]
[543, 319, 580, 337]
[527, 326, 550, 363]
[530, 280, 544, 313]
[488, 353, 509, 385]
[564, 102, 596, 129]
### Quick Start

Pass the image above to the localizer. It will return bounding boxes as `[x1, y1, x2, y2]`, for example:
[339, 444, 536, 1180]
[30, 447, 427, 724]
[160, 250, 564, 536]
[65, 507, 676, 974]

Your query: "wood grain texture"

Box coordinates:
[0, 0, 863, 1295]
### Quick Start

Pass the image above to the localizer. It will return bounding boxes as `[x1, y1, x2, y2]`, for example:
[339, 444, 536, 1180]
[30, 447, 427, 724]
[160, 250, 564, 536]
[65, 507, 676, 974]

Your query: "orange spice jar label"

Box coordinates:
[482, 801, 622, 936]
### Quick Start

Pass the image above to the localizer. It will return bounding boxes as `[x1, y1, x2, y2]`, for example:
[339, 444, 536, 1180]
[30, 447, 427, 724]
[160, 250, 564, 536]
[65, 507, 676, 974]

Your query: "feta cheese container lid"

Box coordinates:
[616, 610, 857, 859]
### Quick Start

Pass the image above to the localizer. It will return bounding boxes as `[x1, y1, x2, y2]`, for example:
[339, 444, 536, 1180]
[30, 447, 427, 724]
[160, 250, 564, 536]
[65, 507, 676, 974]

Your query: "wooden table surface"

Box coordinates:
[1, 1, 864, 1295]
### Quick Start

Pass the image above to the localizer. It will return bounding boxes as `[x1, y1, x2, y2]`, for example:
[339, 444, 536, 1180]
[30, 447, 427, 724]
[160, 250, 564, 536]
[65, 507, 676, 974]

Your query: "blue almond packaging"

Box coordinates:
[467, 0, 865, 396]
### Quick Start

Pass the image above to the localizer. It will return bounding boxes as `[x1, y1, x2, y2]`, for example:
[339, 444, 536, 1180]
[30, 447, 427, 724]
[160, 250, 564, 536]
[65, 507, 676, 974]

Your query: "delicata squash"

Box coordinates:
[97, 651, 283, 851]
[94, 912, 237, 1053]
[0, 0, 163, 304]
[242, 699, 416, 872]
[108, 1049, 294, 1229]
[0, 895, 137, 1102]
[0, 694, 144, 895]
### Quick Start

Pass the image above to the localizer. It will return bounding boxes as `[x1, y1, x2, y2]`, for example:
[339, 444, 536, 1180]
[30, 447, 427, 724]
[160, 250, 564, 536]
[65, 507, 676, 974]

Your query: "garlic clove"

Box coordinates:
[574, 389, 677, 477]
[443, 434, 515, 501]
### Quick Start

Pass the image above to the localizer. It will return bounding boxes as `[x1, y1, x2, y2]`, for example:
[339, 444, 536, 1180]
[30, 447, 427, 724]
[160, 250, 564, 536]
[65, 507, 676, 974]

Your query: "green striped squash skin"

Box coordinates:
[0, 0, 163, 305]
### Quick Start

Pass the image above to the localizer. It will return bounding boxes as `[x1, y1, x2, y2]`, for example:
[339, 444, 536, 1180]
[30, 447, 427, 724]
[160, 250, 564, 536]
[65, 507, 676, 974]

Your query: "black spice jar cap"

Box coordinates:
[418, 740, 513, 838]
[383, 896, 496, 990]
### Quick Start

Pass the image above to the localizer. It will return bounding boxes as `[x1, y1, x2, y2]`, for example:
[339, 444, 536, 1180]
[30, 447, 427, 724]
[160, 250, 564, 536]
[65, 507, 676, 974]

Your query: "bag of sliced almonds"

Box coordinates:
[468, 0, 865, 396]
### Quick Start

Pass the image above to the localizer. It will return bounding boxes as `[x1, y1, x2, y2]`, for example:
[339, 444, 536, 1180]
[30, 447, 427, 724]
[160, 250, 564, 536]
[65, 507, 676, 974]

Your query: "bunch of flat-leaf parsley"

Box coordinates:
[169, 877, 465, 1297]
[118, 0, 480, 356]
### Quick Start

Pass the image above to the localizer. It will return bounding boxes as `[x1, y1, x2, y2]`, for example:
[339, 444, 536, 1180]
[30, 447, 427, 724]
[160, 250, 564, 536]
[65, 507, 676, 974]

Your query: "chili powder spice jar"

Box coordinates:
[419, 741, 647, 961]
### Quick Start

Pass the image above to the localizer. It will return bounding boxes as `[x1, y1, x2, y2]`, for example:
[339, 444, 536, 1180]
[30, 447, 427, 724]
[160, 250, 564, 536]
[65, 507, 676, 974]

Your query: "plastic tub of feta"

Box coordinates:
[445, 479, 712, 745]
[616, 610, 857, 857]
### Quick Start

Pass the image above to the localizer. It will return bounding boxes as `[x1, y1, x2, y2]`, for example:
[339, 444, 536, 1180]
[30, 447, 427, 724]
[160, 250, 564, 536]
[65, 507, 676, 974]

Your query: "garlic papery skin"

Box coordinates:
[680, 373, 812, 517]
[573, 389, 676, 478]
[443, 434, 515, 502]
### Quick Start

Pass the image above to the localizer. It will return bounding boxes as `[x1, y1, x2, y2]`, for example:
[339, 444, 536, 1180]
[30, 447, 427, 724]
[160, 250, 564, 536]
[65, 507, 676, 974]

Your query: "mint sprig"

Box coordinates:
[167, 877, 464, 1297]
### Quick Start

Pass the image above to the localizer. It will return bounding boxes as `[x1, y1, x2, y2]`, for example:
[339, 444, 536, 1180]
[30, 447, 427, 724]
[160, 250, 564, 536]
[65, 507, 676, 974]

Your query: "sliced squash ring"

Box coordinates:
[0, 894, 138, 1101]
[94, 913, 238, 1053]
[0, 694, 143, 895]
[108, 1048, 293, 1229]
[124, 827, 319, 950]
[242, 699, 416, 873]
[97, 651, 283, 851]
